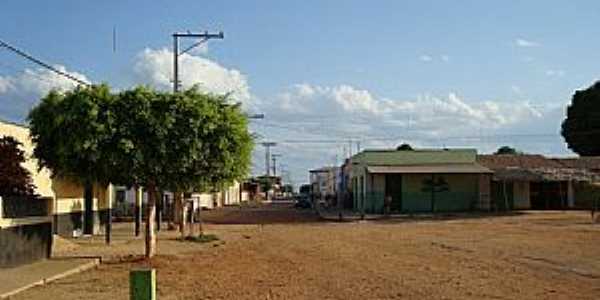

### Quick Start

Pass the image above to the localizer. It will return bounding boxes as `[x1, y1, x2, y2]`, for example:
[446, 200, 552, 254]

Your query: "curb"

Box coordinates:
[0, 258, 100, 299]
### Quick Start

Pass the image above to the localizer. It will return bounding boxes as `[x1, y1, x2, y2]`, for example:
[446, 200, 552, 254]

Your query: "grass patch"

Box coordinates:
[179, 233, 220, 243]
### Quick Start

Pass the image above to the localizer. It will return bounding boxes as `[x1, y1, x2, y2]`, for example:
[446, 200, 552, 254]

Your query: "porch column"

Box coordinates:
[567, 180, 575, 208]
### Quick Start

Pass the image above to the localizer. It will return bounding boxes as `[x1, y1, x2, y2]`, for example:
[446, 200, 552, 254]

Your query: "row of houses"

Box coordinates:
[310, 146, 600, 214]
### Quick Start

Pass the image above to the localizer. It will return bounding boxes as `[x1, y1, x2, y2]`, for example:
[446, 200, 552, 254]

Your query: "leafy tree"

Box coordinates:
[396, 143, 413, 151]
[299, 184, 311, 195]
[562, 81, 600, 156]
[494, 146, 519, 155]
[109, 86, 253, 257]
[282, 184, 294, 194]
[0, 136, 37, 197]
[28, 85, 115, 236]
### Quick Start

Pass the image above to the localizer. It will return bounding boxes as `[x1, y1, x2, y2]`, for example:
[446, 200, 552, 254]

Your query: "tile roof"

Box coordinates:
[477, 154, 564, 170]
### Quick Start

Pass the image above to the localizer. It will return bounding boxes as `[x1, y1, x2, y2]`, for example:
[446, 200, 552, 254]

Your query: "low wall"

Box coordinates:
[0, 217, 53, 268]
[0, 196, 53, 268]
[54, 209, 109, 237]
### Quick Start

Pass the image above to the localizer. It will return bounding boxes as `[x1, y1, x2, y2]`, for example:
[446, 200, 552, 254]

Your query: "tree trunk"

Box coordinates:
[145, 183, 157, 258]
[174, 192, 186, 238]
[83, 182, 94, 235]
[134, 185, 142, 237]
[105, 184, 113, 245]
[156, 190, 163, 232]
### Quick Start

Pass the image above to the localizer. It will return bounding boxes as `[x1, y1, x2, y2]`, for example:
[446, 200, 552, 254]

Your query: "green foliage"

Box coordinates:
[562, 81, 600, 156]
[28, 84, 115, 185]
[0, 136, 37, 197]
[282, 184, 294, 193]
[494, 146, 520, 155]
[255, 176, 276, 192]
[396, 143, 413, 151]
[180, 233, 219, 243]
[299, 184, 311, 195]
[109, 86, 254, 192]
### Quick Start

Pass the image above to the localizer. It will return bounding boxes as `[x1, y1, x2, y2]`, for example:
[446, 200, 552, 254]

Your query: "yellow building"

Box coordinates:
[0, 119, 111, 236]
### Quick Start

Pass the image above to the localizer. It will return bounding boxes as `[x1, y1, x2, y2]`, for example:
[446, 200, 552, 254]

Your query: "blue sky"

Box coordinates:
[2, 1, 600, 185]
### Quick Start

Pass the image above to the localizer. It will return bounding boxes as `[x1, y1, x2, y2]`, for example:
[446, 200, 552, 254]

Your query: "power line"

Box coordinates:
[0, 38, 90, 86]
[0, 61, 76, 88]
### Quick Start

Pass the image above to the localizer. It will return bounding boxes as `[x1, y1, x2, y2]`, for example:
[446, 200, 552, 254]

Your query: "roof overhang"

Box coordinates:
[366, 163, 492, 174]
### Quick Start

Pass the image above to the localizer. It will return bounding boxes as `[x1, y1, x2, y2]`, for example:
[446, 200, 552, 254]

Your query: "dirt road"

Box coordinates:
[12, 207, 600, 299]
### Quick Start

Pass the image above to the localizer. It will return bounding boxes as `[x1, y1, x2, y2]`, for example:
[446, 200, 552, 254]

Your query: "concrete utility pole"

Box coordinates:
[271, 154, 281, 176]
[172, 31, 224, 92]
[261, 142, 276, 176]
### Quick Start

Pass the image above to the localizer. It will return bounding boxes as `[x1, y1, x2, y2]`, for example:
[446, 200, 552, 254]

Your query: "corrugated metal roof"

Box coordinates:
[367, 163, 492, 174]
[354, 149, 477, 166]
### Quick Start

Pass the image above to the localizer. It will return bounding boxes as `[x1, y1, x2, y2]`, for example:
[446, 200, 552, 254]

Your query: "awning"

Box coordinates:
[367, 163, 492, 174]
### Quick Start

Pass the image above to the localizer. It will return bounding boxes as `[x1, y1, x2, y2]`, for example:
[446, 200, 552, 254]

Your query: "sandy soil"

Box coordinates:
[12, 206, 600, 300]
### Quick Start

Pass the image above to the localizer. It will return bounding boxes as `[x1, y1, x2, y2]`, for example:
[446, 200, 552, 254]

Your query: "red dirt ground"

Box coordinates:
[12, 206, 600, 299]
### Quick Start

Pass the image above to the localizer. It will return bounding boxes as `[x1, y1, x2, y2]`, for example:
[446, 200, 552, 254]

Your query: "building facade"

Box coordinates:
[349, 148, 492, 214]
[1, 119, 111, 237]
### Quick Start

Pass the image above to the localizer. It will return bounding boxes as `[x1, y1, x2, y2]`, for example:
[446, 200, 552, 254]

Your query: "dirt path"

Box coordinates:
[12, 208, 600, 299]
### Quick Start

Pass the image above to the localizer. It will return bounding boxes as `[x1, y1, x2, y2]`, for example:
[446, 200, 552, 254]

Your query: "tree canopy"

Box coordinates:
[28, 84, 115, 185]
[562, 81, 600, 156]
[109, 86, 253, 193]
[112, 86, 253, 256]
[494, 146, 520, 155]
[0, 136, 37, 197]
[29, 84, 254, 257]
[396, 143, 414, 151]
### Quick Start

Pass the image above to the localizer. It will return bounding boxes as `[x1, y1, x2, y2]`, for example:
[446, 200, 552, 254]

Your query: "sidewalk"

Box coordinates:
[0, 257, 99, 299]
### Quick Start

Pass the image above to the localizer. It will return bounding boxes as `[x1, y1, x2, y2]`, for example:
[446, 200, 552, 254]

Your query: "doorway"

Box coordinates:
[385, 174, 403, 212]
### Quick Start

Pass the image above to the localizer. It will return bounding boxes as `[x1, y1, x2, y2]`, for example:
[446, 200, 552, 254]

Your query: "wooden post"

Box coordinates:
[130, 268, 156, 300]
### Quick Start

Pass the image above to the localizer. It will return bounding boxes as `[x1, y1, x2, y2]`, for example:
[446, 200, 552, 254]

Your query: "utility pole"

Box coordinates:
[261, 142, 276, 176]
[172, 31, 224, 92]
[271, 154, 281, 176]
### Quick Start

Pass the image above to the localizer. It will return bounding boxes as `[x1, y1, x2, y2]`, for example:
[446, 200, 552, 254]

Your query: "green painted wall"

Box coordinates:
[359, 173, 480, 213]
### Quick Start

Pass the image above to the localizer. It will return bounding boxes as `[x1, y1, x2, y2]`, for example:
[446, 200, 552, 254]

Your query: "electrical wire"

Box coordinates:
[0, 38, 90, 86]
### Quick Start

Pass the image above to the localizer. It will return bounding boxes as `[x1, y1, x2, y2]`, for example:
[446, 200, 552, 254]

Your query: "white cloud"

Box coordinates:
[251, 83, 566, 184]
[441, 55, 450, 62]
[0, 66, 89, 121]
[419, 55, 433, 62]
[546, 69, 565, 77]
[511, 85, 522, 94]
[515, 38, 540, 48]
[133, 48, 253, 107]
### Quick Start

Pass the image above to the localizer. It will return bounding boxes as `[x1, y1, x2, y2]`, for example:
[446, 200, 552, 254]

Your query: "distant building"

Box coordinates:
[478, 154, 600, 210]
[309, 166, 340, 206]
[349, 148, 492, 214]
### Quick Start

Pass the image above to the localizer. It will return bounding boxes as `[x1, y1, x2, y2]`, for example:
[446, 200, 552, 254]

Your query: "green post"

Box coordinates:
[130, 268, 156, 300]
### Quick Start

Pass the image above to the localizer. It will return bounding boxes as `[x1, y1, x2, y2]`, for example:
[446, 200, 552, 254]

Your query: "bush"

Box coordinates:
[0, 136, 37, 197]
[180, 233, 220, 243]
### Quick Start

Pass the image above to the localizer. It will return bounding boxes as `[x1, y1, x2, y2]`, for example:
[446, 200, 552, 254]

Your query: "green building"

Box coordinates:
[349, 148, 492, 214]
